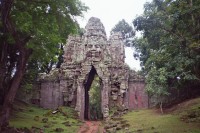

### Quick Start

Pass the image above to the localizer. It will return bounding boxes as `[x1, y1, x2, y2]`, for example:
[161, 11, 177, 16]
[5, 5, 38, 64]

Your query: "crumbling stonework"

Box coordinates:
[128, 70, 148, 109]
[37, 17, 148, 120]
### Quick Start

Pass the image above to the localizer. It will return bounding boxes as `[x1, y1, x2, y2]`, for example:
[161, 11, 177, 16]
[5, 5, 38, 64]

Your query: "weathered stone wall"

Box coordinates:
[128, 82, 148, 109]
[128, 70, 148, 109]
[37, 17, 148, 120]
[40, 81, 61, 109]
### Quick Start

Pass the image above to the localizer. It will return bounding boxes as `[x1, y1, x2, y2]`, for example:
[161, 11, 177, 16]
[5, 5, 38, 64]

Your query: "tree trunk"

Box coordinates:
[160, 101, 163, 114]
[0, 48, 32, 131]
[0, 42, 8, 104]
[0, 0, 32, 131]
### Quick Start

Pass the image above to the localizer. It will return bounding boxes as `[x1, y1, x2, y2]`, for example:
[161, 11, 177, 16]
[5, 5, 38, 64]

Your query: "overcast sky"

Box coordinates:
[77, 0, 151, 70]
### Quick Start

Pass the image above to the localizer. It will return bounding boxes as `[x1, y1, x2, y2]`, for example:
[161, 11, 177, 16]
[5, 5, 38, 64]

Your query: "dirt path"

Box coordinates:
[77, 121, 103, 133]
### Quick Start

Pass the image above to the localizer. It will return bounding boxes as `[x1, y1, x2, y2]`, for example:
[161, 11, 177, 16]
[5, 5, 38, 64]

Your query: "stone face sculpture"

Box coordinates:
[37, 17, 148, 120]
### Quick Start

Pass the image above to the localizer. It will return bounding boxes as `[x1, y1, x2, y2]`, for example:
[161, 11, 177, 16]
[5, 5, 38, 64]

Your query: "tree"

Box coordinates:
[0, 0, 88, 130]
[111, 19, 135, 47]
[133, 0, 200, 111]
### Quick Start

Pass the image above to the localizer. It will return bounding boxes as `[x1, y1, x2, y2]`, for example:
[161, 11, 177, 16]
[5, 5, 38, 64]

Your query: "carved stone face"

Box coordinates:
[86, 43, 102, 62]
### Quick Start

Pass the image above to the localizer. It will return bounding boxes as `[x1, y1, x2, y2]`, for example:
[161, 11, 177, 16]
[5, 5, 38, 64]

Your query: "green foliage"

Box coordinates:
[89, 75, 102, 120]
[146, 67, 169, 96]
[4, 0, 87, 65]
[111, 19, 135, 46]
[0, 0, 88, 97]
[133, 0, 200, 103]
[11, 0, 88, 68]
[20, 60, 39, 93]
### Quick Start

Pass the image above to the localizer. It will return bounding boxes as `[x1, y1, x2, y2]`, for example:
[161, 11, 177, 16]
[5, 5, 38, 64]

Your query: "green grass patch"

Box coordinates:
[9, 104, 83, 133]
[121, 98, 200, 133]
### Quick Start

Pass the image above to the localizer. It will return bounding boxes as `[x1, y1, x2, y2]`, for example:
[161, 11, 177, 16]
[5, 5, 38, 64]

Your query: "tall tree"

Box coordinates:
[0, 0, 87, 130]
[133, 0, 200, 110]
[111, 19, 135, 46]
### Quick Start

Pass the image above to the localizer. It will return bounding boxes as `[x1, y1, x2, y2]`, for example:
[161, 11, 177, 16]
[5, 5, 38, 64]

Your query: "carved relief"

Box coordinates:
[38, 17, 148, 120]
[85, 43, 102, 62]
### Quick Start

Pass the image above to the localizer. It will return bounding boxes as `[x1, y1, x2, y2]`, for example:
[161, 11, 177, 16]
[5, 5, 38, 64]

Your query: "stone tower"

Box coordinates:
[37, 17, 148, 120]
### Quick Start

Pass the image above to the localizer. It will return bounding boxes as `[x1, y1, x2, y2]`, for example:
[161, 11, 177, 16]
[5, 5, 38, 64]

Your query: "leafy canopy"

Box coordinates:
[10, 0, 88, 66]
[111, 19, 135, 47]
[133, 0, 200, 101]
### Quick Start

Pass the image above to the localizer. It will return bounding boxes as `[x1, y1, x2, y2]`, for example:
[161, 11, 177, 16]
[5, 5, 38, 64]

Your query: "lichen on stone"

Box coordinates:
[37, 17, 147, 120]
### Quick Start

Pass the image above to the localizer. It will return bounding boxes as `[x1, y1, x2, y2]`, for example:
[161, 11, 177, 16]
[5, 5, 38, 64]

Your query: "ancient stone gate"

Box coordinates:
[38, 17, 148, 120]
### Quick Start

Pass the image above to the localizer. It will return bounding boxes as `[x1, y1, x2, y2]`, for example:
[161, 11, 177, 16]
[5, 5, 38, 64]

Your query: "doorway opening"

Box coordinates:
[84, 66, 103, 120]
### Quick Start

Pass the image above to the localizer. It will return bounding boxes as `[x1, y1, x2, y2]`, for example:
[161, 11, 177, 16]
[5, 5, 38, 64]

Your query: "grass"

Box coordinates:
[8, 98, 200, 133]
[121, 97, 200, 133]
[9, 103, 83, 133]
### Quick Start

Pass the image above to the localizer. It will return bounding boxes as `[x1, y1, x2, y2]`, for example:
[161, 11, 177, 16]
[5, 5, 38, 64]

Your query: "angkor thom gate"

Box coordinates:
[37, 17, 148, 120]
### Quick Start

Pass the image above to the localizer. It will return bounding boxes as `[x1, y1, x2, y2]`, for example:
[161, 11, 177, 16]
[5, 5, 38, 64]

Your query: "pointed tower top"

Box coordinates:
[84, 17, 107, 39]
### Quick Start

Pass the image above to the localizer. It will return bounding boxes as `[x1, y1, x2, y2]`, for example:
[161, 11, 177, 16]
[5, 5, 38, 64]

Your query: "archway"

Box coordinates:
[84, 65, 103, 120]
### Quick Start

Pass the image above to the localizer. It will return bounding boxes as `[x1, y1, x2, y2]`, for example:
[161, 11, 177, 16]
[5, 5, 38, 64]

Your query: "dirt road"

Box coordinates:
[77, 121, 103, 133]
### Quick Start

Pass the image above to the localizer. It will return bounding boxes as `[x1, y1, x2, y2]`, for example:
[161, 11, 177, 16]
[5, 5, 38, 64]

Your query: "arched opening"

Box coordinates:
[84, 65, 103, 120]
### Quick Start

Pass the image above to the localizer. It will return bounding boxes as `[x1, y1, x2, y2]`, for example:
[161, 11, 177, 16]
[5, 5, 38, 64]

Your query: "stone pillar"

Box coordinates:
[59, 80, 67, 106]
[101, 78, 109, 119]
[75, 78, 84, 119]
[120, 80, 129, 108]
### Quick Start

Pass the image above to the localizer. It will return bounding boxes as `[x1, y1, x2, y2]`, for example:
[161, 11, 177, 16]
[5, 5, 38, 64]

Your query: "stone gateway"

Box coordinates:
[37, 17, 148, 120]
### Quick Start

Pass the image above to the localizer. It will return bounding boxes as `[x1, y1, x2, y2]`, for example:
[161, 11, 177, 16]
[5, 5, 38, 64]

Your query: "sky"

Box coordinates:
[77, 0, 151, 70]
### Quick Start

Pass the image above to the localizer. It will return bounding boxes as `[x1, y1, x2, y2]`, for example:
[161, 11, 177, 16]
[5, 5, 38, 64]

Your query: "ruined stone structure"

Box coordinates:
[38, 17, 148, 120]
